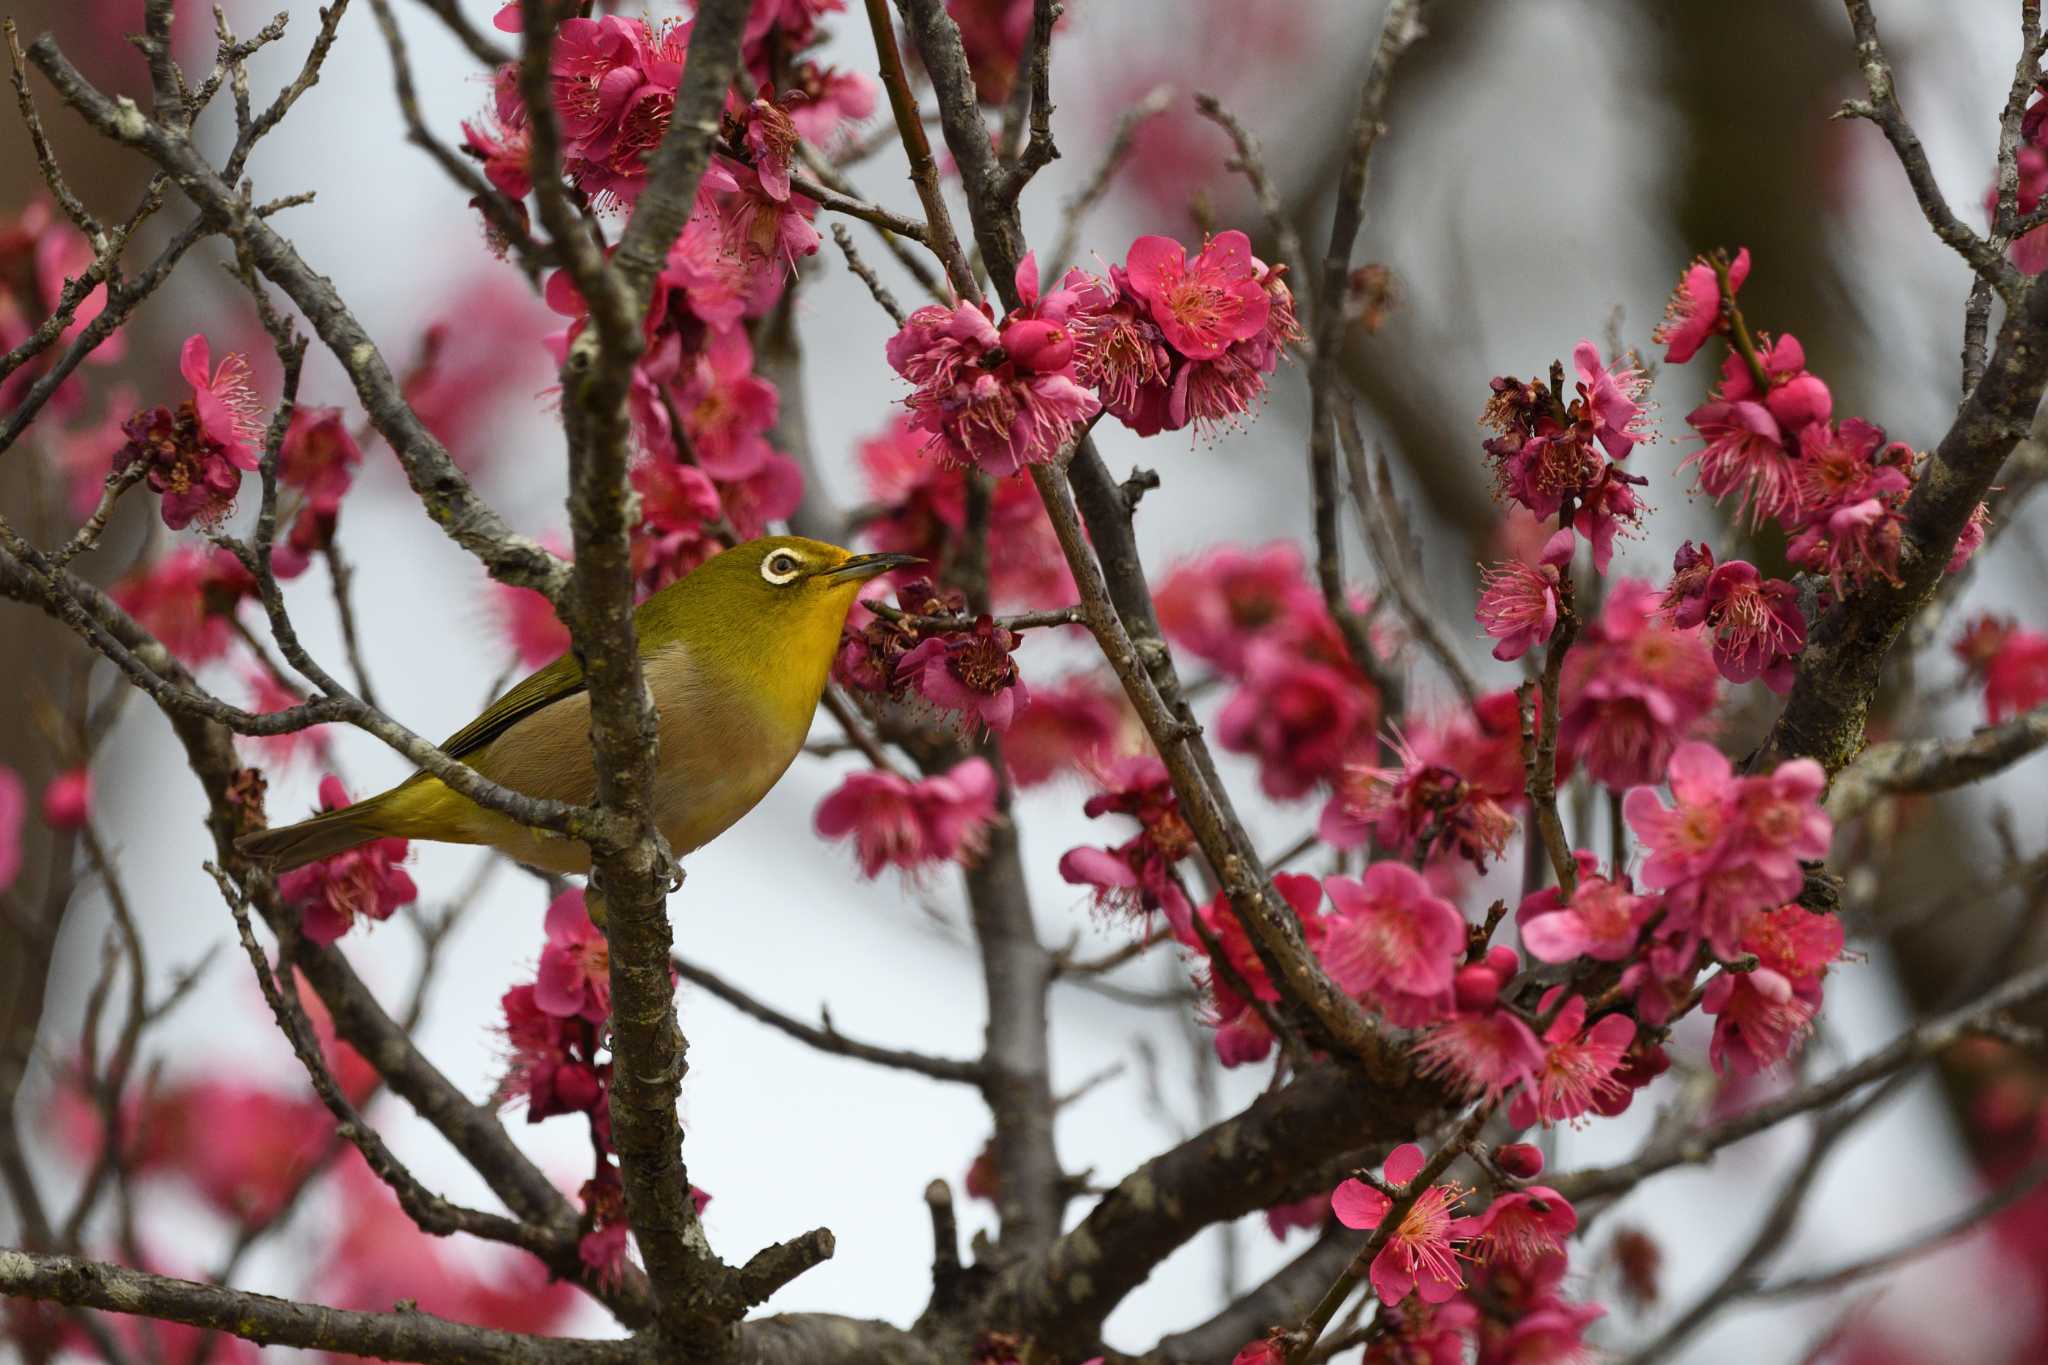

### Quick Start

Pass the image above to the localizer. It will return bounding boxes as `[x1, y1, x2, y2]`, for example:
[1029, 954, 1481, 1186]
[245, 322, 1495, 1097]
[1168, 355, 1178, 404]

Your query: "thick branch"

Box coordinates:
[1756, 269, 2048, 775]
[1827, 701, 2048, 822]
[0, 1252, 642, 1365]
[996, 1060, 1442, 1356]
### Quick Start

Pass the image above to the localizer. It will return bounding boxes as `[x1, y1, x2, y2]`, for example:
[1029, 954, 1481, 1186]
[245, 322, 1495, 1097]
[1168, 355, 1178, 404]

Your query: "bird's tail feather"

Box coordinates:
[236, 795, 395, 873]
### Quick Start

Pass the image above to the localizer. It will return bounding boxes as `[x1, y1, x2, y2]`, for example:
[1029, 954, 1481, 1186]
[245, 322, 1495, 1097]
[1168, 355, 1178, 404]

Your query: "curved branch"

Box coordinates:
[996, 1060, 1443, 1357]
[671, 956, 986, 1085]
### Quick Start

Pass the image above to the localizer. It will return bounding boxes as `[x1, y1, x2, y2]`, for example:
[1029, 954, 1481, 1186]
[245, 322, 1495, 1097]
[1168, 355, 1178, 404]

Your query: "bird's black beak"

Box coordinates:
[821, 551, 922, 583]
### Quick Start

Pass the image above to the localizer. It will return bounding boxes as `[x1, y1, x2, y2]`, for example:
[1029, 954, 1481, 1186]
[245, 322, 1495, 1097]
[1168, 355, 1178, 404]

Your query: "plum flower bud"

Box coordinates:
[1000, 318, 1076, 373]
[1494, 1142, 1545, 1180]
[40, 769, 92, 831]
[1453, 964, 1501, 1012]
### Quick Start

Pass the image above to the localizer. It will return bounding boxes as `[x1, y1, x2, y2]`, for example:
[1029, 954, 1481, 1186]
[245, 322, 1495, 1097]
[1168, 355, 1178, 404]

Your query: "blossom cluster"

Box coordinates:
[885, 233, 1301, 476]
[1155, 541, 1384, 802]
[1660, 249, 1988, 601]
[835, 577, 1034, 733]
[493, 887, 711, 1284]
[29, 982, 581, 1365]
[470, 3, 884, 598]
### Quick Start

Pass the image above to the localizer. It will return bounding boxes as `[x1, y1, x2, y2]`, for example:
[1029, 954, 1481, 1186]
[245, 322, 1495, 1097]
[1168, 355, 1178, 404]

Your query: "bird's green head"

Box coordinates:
[642, 535, 920, 659]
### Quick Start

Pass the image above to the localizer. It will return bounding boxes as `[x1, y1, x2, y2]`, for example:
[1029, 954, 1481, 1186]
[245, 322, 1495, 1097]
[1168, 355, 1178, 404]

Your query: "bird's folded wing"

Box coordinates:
[435, 652, 588, 763]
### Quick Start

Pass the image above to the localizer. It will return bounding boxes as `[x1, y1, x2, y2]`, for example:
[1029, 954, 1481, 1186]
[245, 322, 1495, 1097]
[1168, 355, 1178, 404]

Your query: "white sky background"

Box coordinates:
[12, 0, 2048, 1360]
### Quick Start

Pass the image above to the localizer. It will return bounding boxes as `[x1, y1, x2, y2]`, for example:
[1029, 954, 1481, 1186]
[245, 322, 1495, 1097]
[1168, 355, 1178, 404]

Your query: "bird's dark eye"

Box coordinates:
[760, 551, 804, 585]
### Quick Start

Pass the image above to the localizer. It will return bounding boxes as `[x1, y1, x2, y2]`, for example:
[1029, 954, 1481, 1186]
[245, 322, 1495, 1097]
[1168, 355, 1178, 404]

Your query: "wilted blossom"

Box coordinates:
[1475, 529, 1573, 662]
[1660, 541, 1807, 692]
[1703, 902, 1844, 1075]
[814, 757, 999, 879]
[1955, 615, 2048, 723]
[112, 545, 256, 665]
[1517, 852, 1654, 964]
[1059, 754, 1198, 929]
[888, 254, 1100, 476]
[117, 334, 266, 530]
[896, 615, 1031, 732]
[999, 675, 1123, 786]
[1318, 863, 1465, 1028]
[1653, 247, 1748, 364]
[535, 888, 611, 1024]
[1072, 230, 1300, 436]
[1479, 342, 1653, 568]
[1624, 741, 1832, 960]
[40, 768, 92, 831]
[275, 775, 418, 945]
[1322, 689, 1524, 871]
[1507, 992, 1638, 1127]
[1330, 1142, 1475, 1305]
[1557, 579, 1720, 790]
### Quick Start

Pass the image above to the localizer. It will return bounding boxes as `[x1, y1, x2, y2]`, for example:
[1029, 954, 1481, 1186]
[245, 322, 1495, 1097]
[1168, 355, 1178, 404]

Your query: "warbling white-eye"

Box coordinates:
[237, 536, 918, 875]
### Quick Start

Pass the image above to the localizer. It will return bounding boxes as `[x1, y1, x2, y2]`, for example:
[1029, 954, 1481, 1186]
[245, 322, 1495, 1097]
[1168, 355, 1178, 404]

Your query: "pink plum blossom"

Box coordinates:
[535, 889, 611, 1024]
[814, 757, 999, 879]
[275, 776, 418, 945]
[1320, 863, 1465, 1027]
[1330, 1143, 1475, 1305]
[1654, 247, 1748, 364]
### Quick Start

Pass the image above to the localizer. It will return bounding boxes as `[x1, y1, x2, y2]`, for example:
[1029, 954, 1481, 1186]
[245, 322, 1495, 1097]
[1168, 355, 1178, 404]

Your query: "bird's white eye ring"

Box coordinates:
[761, 551, 804, 585]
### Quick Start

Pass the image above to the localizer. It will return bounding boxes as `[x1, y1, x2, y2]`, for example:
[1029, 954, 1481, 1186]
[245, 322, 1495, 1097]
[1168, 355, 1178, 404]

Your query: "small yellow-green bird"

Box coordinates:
[237, 536, 916, 875]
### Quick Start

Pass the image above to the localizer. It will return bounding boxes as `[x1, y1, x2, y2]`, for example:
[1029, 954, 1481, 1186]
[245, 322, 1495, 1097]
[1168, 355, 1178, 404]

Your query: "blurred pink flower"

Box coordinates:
[814, 757, 999, 879]
[276, 776, 418, 945]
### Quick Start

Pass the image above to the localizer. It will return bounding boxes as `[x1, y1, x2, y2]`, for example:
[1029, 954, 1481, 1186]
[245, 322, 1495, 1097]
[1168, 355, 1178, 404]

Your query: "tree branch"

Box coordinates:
[670, 955, 986, 1084]
[0, 1252, 644, 1365]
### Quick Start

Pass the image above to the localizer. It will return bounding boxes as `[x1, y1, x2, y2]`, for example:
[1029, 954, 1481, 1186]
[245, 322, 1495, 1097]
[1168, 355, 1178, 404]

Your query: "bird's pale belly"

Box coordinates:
[422, 648, 812, 876]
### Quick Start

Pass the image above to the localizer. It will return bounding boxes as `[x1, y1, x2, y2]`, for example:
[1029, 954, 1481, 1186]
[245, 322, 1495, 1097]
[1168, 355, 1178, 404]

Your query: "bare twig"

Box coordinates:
[671, 954, 986, 1084]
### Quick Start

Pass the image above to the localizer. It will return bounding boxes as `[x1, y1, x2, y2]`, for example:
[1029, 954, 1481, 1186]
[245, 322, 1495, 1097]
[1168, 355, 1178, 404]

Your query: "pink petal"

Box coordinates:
[1383, 1141, 1426, 1186]
[1330, 1178, 1389, 1230]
